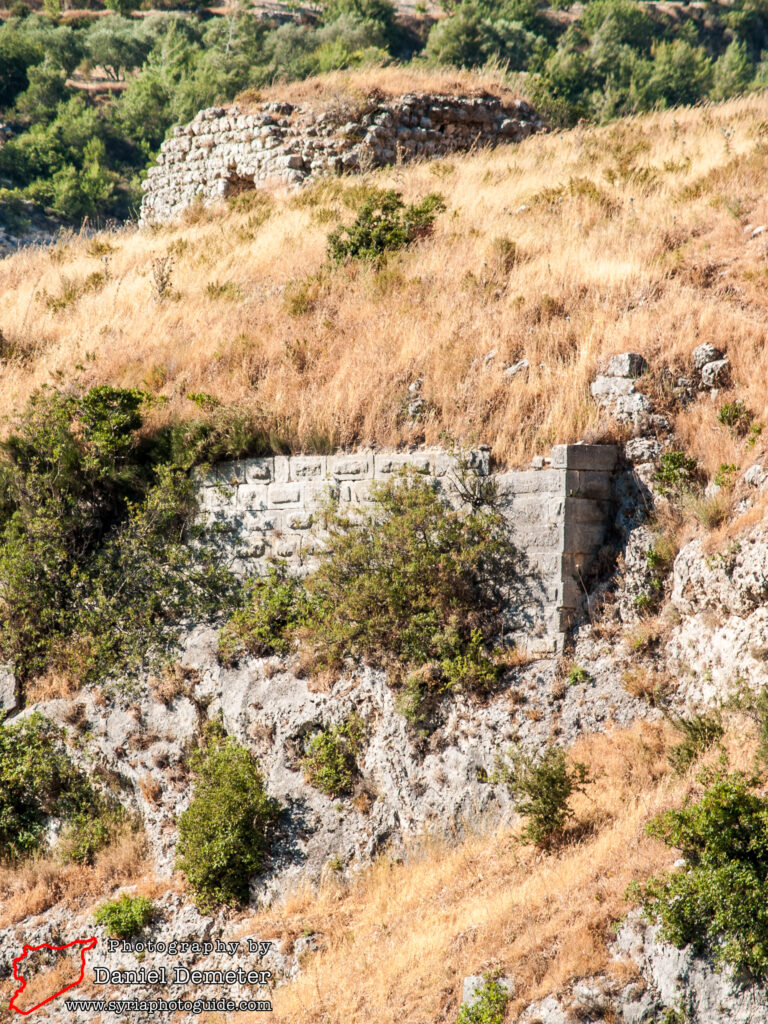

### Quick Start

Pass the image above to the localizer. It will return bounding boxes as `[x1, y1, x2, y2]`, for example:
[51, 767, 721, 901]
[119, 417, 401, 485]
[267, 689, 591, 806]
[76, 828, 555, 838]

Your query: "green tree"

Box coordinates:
[713, 39, 754, 99]
[13, 56, 67, 121]
[0, 713, 121, 862]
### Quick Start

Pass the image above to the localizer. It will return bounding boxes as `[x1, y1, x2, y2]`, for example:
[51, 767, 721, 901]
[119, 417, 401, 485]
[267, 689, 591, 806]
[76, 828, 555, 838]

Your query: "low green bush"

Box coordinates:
[718, 400, 752, 437]
[327, 189, 446, 262]
[493, 745, 592, 847]
[0, 712, 122, 862]
[218, 567, 309, 666]
[567, 664, 590, 685]
[655, 450, 699, 491]
[300, 713, 366, 797]
[94, 894, 156, 938]
[456, 973, 509, 1024]
[175, 728, 280, 911]
[219, 469, 520, 699]
[632, 766, 768, 977]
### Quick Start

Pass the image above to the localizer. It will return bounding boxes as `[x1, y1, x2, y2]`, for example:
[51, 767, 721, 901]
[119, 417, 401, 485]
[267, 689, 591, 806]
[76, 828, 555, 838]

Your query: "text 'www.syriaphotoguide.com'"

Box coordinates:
[63, 997, 272, 1014]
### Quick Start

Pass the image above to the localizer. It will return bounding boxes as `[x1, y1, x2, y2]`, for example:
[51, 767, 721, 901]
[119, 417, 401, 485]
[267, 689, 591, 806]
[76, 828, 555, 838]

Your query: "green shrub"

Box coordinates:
[493, 745, 592, 847]
[457, 973, 510, 1024]
[713, 463, 739, 489]
[176, 729, 280, 911]
[0, 712, 122, 862]
[666, 709, 725, 775]
[300, 470, 519, 691]
[94, 894, 156, 938]
[567, 664, 590, 686]
[327, 189, 445, 262]
[655, 450, 699, 491]
[632, 766, 768, 977]
[300, 713, 366, 797]
[218, 566, 309, 666]
[718, 400, 752, 436]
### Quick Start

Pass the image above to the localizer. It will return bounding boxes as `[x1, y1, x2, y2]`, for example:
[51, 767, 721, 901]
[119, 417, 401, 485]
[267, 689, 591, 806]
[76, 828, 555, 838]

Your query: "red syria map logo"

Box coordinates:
[9, 937, 97, 1015]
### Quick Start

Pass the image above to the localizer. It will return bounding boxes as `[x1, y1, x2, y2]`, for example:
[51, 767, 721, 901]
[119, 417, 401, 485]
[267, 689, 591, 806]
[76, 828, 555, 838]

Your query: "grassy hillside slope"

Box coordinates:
[1, 86, 768, 472]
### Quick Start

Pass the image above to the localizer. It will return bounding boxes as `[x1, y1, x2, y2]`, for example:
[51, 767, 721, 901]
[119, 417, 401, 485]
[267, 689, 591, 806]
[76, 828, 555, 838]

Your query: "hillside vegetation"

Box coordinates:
[3, 0, 768, 222]
[1, 87, 768, 473]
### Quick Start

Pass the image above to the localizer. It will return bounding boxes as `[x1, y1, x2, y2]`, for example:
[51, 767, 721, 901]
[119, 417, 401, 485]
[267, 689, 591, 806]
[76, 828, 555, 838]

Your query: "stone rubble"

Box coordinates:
[139, 93, 545, 224]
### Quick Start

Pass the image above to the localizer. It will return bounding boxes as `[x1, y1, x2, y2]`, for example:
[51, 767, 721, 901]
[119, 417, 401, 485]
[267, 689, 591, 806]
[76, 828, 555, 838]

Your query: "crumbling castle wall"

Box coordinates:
[140, 92, 544, 224]
[196, 443, 617, 651]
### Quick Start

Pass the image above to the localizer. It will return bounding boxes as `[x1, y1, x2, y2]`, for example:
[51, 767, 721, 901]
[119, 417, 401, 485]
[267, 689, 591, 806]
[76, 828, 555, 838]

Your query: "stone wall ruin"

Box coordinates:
[140, 92, 545, 224]
[196, 443, 617, 652]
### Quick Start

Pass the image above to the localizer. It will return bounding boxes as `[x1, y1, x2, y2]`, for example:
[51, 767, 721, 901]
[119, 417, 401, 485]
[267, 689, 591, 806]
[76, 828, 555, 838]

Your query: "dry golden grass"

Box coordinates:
[3, 91, 768, 471]
[225, 720, 757, 1024]
[0, 826, 148, 928]
[250, 64, 525, 108]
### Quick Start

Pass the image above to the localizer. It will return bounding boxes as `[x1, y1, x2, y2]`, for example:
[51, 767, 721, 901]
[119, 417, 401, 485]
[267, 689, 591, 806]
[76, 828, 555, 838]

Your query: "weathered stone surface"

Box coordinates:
[615, 913, 768, 1024]
[606, 352, 648, 378]
[0, 666, 17, 714]
[140, 94, 545, 225]
[693, 342, 724, 371]
[624, 438, 662, 464]
[701, 358, 730, 388]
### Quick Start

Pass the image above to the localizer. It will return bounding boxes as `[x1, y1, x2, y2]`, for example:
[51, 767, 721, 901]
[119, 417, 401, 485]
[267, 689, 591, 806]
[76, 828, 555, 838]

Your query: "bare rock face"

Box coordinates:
[139, 93, 545, 224]
[664, 527, 768, 703]
[590, 352, 653, 426]
[615, 913, 768, 1024]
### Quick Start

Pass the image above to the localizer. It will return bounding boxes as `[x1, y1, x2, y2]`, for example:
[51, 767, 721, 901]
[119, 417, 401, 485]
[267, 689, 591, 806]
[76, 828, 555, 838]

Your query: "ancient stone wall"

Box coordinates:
[196, 443, 617, 651]
[140, 93, 544, 224]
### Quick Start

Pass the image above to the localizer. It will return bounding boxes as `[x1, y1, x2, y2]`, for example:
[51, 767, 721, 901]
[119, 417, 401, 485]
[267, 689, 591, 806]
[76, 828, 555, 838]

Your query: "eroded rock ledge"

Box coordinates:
[139, 92, 545, 224]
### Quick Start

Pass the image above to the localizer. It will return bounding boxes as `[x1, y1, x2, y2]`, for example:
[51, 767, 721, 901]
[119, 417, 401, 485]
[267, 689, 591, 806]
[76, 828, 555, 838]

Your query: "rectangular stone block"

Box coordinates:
[273, 456, 291, 484]
[237, 484, 269, 511]
[268, 483, 302, 507]
[346, 480, 374, 504]
[506, 524, 560, 548]
[374, 453, 431, 478]
[551, 444, 617, 472]
[271, 536, 301, 559]
[567, 498, 607, 524]
[190, 466, 219, 487]
[291, 456, 327, 479]
[198, 486, 233, 512]
[496, 469, 563, 496]
[241, 536, 267, 558]
[303, 481, 339, 508]
[287, 512, 314, 530]
[330, 454, 372, 478]
[563, 520, 605, 552]
[217, 460, 248, 485]
[244, 457, 274, 483]
[565, 470, 613, 500]
[561, 577, 585, 607]
[431, 453, 457, 477]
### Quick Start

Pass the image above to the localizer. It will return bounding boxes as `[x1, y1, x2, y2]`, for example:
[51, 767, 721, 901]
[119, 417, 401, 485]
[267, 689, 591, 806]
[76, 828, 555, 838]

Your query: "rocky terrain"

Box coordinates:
[4, 92, 768, 1024]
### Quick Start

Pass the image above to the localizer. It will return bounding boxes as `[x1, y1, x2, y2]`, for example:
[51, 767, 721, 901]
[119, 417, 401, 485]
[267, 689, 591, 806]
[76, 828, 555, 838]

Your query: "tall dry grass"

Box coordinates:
[229, 720, 757, 1024]
[1, 92, 768, 468]
[0, 826, 148, 928]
